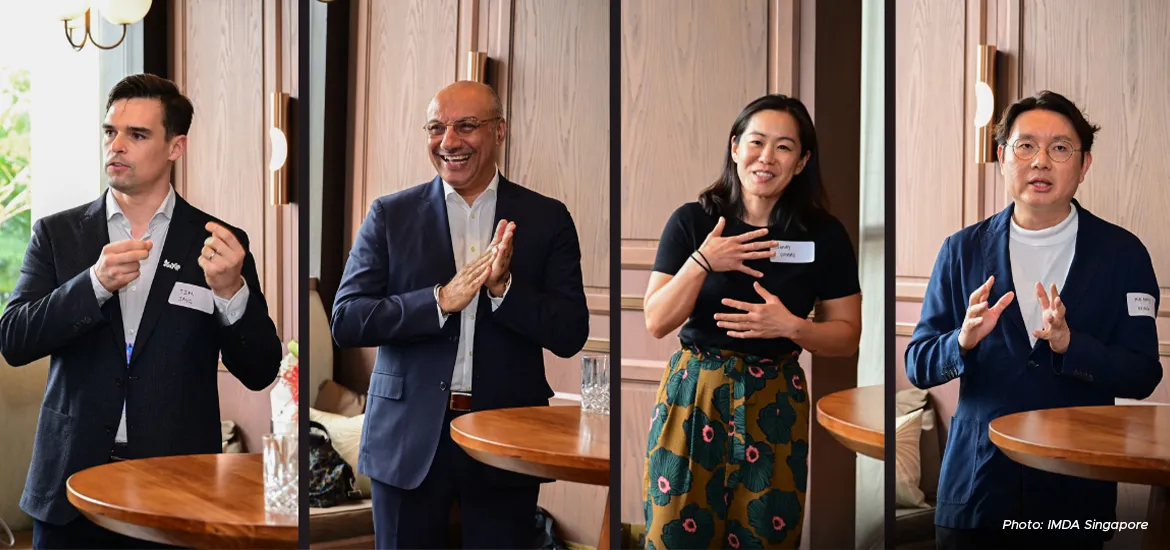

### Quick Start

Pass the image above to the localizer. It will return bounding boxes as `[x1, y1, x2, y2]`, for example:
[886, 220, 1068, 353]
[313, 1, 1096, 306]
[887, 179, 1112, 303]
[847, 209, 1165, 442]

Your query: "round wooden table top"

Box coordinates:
[815, 385, 885, 460]
[66, 454, 297, 549]
[450, 405, 609, 486]
[989, 405, 1170, 486]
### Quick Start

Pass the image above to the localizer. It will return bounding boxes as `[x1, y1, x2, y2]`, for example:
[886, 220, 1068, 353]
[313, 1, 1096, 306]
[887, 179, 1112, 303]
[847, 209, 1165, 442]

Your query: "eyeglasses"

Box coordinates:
[1007, 139, 1083, 163]
[423, 117, 500, 137]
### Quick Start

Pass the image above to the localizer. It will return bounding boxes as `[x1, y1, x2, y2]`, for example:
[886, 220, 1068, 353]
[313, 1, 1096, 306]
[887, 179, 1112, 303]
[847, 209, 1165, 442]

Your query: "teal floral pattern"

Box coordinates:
[661, 503, 715, 549]
[747, 490, 802, 544]
[647, 447, 692, 506]
[644, 345, 808, 549]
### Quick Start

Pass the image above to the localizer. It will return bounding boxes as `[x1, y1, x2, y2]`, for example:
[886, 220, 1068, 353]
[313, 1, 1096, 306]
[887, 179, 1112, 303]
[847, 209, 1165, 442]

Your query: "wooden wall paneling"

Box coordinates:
[621, 0, 769, 241]
[894, 0, 966, 280]
[768, 0, 799, 95]
[179, 0, 273, 456]
[169, 0, 188, 198]
[508, 0, 609, 289]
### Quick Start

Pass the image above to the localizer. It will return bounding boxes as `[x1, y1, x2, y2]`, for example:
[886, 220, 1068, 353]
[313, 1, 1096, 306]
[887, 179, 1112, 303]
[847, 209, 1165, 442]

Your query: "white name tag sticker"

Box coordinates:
[770, 241, 815, 263]
[1127, 292, 1157, 318]
[168, 282, 214, 314]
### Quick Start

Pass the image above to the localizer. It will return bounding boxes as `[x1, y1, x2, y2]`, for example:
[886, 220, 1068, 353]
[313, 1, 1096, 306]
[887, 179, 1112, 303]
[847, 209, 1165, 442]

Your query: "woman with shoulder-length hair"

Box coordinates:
[641, 94, 862, 549]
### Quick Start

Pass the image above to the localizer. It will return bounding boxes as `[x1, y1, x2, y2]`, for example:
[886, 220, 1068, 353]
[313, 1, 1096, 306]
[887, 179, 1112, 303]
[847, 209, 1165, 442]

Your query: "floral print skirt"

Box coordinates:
[642, 342, 809, 549]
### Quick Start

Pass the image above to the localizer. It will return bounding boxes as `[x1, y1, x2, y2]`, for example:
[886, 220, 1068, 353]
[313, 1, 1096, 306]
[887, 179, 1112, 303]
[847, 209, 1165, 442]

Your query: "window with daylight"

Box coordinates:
[0, 4, 142, 309]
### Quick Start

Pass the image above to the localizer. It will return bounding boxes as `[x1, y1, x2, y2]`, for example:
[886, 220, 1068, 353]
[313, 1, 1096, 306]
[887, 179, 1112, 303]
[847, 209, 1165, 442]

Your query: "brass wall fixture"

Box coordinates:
[55, 0, 153, 51]
[974, 45, 997, 164]
[269, 92, 291, 206]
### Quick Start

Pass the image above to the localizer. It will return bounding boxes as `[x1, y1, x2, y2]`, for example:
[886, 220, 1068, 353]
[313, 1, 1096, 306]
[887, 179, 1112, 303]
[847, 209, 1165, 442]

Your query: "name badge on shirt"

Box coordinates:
[168, 282, 214, 314]
[770, 241, 815, 263]
[1127, 292, 1156, 318]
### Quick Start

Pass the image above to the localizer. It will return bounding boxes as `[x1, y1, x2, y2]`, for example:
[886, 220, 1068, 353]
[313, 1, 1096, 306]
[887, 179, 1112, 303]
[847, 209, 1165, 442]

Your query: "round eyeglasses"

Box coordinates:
[1007, 139, 1082, 163]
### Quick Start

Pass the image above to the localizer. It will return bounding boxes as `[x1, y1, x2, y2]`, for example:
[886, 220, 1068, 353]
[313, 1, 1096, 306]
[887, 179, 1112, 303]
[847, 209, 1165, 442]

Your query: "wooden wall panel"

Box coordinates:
[361, 1, 459, 214]
[621, 0, 769, 241]
[508, 0, 609, 289]
[894, 0, 966, 280]
[183, 0, 266, 284]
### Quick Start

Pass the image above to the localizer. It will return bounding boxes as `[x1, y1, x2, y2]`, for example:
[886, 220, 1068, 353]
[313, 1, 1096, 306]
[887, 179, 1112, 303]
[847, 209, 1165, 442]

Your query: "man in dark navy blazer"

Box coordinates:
[906, 91, 1162, 550]
[0, 74, 282, 549]
[331, 81, 590, 549]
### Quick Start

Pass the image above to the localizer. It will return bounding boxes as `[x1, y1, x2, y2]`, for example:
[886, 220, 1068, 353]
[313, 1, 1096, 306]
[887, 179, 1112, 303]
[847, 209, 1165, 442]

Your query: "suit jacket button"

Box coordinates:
[439, 381, 447, 391]
[1027, 360, 1037, 369]
[115, 377, 123, 387]
[82, 316, 91, 324]
[104, 425, 114, 434]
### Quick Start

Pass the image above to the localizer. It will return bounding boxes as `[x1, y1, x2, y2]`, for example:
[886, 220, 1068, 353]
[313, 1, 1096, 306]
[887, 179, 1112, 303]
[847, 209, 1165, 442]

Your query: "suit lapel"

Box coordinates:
[81, 193, 127, 359]
[130, 196, 200, 365]
[982, 205, 1030, 354]
[1058, 200, 1099, 329]
[421, 176, 458, 283]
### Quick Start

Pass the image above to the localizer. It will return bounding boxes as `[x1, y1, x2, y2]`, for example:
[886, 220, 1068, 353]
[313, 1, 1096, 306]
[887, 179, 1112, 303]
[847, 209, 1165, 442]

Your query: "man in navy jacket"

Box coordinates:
[906, 91, 1162, 550]
[331, 81, 590, 549]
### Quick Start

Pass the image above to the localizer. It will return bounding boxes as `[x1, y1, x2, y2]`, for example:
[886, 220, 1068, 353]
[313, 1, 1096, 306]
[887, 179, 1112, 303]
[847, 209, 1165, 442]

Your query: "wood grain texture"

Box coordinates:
[450, 406, 609, 485]
[894, 0, 966, 278]
[989, 406, 1170, 486]
[537, 481, 606, 548]
[66, 454, 297, 549]
[990, 405, 1170, 549]
[815, 385, 885, 460]
[360, 0, 459, 223]
[183, 0, 267, 287]
[507, 0, 609, 289]
[1019, 0, 1170, 298]
[621, 0, 769, 240]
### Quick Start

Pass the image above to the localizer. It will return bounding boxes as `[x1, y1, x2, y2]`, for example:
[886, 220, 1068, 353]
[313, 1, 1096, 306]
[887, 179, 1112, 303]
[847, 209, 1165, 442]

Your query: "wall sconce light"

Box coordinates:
[467, 51, 488, 83]
[269, 92, 290, 206]
[55, 0, 153, 51]
[974, 45, 996, 164]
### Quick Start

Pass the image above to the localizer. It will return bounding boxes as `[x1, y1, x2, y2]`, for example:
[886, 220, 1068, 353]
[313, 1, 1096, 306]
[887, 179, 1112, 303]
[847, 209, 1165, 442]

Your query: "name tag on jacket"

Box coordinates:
[771, 241, 815, 263]
[1128, 292, 1157, 318]
[169, 282, 214, 314]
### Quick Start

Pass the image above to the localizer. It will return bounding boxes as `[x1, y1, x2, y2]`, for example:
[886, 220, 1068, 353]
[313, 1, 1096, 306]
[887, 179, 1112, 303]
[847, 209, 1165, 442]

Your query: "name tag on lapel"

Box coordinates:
[1127, 292, 1156, 318]
[770, 241, 815, 263]
[169, 282, 214, 314]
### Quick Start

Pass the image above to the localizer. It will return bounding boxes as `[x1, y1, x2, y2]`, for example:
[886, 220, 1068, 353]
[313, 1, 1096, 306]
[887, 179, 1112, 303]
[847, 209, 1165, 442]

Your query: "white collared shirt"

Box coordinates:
[88, 186, 250, 443]
[435, 171, 510, 392]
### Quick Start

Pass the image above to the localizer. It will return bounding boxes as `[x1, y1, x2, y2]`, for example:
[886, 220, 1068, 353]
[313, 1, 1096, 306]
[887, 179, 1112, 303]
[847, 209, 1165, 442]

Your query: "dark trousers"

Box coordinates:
[936, 525, 1105, 550]
[33, 515, 182, 550]
[370, 409, 541, 550]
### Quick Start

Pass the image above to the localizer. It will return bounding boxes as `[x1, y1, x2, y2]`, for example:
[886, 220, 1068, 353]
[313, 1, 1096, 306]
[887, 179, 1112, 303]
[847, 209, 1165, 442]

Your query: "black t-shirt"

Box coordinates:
[652, 202, 861, 357]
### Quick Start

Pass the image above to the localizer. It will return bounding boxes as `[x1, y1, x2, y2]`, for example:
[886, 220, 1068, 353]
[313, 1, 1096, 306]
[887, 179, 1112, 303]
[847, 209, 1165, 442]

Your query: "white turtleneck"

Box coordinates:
[1009, 205, 1079, 348]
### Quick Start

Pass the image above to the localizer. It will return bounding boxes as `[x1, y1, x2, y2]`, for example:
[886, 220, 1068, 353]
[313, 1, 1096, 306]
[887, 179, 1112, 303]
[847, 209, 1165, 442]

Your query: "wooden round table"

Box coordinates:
[66, 454, 298, 549]
[989, 405, 1170, 549]
[814, 385, 884, 460]
[451, 405, 610, 548]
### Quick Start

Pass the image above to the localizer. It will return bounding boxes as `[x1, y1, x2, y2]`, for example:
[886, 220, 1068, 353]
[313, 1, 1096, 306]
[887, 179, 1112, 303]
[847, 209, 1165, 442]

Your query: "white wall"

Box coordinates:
[856, 0, 886, 547]
[308, 0, 326, 279]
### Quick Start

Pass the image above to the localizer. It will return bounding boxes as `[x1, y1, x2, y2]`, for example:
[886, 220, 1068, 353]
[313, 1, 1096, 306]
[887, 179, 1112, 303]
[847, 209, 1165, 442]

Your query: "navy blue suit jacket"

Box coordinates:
[331, 175, 590, 490]
[905, 201, 1162, 532]
[0, 192, 281, 525]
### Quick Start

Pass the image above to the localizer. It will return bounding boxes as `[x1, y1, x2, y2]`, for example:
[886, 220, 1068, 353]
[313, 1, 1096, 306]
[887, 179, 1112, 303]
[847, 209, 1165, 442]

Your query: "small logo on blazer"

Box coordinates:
[163, 260, 180, 271]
